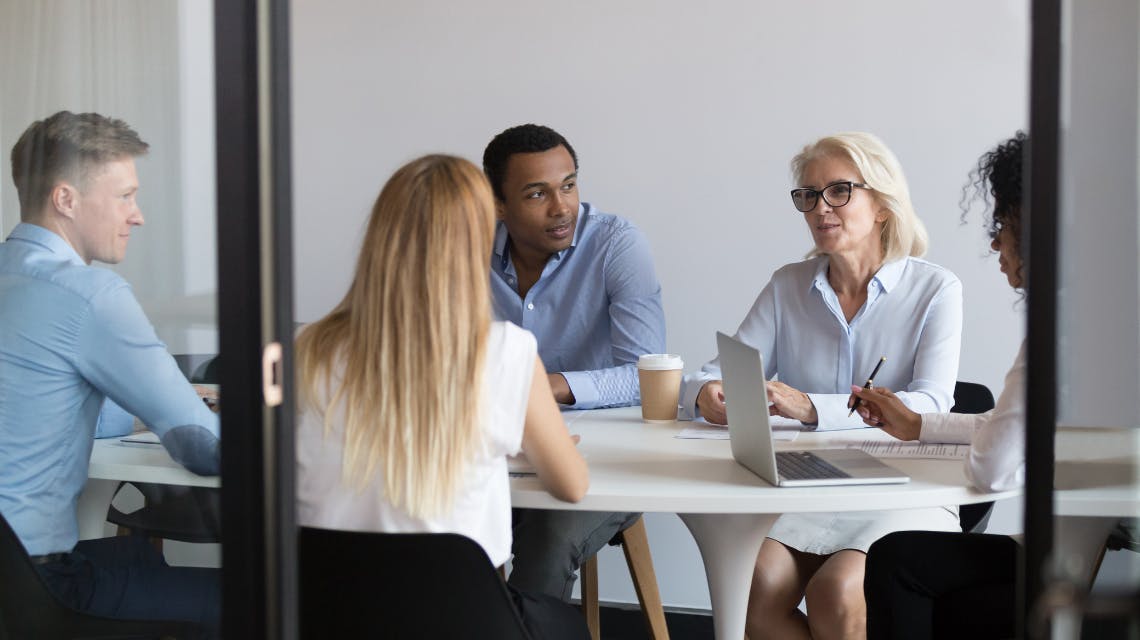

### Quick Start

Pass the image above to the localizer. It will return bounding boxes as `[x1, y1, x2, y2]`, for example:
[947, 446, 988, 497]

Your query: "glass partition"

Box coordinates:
[0, 2, 289, 634]
[1044, 0, 1140, 635]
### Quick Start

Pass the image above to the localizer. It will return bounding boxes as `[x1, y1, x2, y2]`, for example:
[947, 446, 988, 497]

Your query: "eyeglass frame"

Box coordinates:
[789, 181, 872, 213]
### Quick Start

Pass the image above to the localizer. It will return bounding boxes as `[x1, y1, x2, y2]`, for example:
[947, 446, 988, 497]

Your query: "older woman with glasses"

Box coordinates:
[680, 132, 963, 640]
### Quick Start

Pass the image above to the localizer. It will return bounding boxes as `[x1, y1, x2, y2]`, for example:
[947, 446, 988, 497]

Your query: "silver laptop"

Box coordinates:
[716, 331, 910, 487]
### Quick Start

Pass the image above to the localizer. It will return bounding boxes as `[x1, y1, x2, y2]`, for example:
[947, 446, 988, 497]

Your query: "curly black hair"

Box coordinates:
[962, 131, 1027, 262]
[482, 124, 578, 201]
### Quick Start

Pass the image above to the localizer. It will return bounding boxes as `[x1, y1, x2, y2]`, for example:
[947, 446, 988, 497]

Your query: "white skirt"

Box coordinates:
[766, 506, 961, 555]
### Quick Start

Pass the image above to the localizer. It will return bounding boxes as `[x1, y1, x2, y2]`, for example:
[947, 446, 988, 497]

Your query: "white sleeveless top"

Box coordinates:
[296, 321, 536, 567]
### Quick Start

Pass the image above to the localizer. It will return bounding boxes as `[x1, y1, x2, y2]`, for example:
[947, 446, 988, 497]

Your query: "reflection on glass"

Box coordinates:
[0, 2, 221, 637]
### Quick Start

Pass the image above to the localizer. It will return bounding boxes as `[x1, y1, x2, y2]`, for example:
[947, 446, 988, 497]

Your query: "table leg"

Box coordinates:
[1053, 516, 1118, 586]
[76, 479, 118, 540]
[1047, 516, 1119, 640]
[679, 513, 778, 640]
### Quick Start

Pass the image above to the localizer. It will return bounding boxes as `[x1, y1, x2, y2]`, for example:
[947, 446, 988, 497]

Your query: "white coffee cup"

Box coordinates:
[637, 354, 684, 423]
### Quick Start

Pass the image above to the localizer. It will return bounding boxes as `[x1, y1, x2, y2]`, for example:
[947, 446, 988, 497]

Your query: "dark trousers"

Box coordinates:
[508, 584, 592, 640]
[35, 535, 220, 638]
[865, 531, 1018, 640]
[509, 508, 642, 601]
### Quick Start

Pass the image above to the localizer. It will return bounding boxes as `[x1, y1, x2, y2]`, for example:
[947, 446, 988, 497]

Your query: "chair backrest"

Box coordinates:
[0, 510, 201, 639]
[0, 508, 67, 636]
[951, 381, 996, 415]
[298, 528, 532, 640]
[171, 353, 219, 384]
[951, 381, 997, 534]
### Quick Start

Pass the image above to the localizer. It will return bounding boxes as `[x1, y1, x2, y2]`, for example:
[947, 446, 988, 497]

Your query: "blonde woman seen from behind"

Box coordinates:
[295, 155, 589, 640]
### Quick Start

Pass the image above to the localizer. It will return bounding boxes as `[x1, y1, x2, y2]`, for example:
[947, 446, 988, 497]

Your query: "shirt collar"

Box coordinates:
[493, 202, 589, 270]
[872, 257, 906, 293]
[809, 256, 831, 292]
[809, 255, 907, 293]
[7, 222, 86, 266]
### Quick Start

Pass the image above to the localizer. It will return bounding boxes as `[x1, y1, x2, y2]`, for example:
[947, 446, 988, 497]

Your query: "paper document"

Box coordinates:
[508, 452, 588, 477]
[845, 440, 969, 460]
[120, 431, 161, 445]
[507, 454, 535, 475]
[675, 422, 799, 441]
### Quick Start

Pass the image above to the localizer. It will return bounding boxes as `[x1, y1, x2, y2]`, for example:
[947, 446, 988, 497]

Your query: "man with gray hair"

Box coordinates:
[0, 111, 220, 636]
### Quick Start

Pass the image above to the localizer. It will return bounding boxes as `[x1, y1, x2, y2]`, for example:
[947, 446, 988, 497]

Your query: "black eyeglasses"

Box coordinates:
[790, 181, 872, 213]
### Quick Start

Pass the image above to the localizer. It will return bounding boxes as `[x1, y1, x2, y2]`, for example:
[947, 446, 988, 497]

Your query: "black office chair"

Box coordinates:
[0, 510, 203, 640]
[107, 354, 222, 550]
[298, 528, 532, 639]
[952, 381, 997, 533]
[107, 484, 221, 548]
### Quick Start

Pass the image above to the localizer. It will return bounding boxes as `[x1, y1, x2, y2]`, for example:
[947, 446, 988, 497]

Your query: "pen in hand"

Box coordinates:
[848, 356, 887, 417]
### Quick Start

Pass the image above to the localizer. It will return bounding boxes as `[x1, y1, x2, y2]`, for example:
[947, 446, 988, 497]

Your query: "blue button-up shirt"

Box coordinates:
[0, 223, 220, 555]
[491, 203, 666, 409]
[681, 255, 962, 429]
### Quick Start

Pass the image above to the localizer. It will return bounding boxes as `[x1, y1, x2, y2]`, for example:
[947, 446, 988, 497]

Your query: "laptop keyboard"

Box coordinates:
[776, 451, 851, 481]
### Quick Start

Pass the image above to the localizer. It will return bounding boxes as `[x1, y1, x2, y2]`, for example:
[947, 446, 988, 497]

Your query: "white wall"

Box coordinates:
[290, 0, 1031, 609]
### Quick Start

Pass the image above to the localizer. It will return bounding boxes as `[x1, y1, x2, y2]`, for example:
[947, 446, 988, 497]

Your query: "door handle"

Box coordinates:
[262, 341, 283, 407]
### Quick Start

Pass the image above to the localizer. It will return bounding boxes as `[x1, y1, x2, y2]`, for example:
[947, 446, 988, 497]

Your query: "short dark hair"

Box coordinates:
[10, 111, 149, 221]
[482, 124, 578, 201]
[963, 131, 1026, 263]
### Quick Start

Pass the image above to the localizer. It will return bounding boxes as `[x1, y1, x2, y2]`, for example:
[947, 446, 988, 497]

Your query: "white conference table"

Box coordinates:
[1050, 427, 1140, 610]
[79, 411, 1136, 640]
[510, 407, 1019, 640]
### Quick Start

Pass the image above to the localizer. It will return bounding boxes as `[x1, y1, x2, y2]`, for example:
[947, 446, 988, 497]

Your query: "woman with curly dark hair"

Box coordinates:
[849, 132, 1028, 639]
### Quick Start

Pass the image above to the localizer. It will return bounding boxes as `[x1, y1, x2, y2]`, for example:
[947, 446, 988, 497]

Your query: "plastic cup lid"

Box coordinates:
[637, 354, 683, 370]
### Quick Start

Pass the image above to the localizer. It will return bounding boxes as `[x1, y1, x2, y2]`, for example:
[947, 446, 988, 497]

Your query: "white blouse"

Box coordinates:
[920, 340, 1027, 492]
[296, 321, 536, 567]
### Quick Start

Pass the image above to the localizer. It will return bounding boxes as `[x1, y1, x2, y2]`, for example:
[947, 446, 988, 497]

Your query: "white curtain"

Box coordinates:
[0, 0, 217, 354]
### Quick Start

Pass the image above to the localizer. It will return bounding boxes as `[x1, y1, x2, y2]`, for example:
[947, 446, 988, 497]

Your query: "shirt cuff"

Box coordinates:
[679, 372, 715, 421]
[806, 393, 871, 430]
[918, 412, 974, 444]
[560, 370, 601, 409]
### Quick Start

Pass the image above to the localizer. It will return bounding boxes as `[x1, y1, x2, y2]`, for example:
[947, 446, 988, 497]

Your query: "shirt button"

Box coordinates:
[527, 303, 535, 310]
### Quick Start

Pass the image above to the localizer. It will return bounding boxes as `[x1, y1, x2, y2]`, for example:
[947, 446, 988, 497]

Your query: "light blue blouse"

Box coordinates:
[680, 255, 962, 430]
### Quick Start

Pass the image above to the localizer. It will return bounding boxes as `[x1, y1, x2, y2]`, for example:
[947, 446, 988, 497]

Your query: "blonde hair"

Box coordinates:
[792, 132, 928, 261]
[296, 154, 495, 519]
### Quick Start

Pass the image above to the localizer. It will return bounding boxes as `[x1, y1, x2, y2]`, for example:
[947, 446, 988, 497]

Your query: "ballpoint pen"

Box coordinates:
[848, 356, 887, 417]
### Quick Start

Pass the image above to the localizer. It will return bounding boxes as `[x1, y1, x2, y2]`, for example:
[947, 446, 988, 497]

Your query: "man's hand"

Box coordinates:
[766, 381, 817, 423]
[849, 385, 922, 441]
[548, 373, 575, 405]
[696, 381, 728, 425]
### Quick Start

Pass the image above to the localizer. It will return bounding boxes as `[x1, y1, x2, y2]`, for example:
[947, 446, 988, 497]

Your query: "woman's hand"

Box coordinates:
[849, 385, 922, 441]
[696, 381, 728, 425]
[766, 381, 817, 423]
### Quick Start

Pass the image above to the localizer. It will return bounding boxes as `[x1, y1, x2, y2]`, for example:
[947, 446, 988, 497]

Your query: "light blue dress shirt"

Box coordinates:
[491, 203, 666, 409]
[0, 223, 220, 555]
[681, 255, 962, 429]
